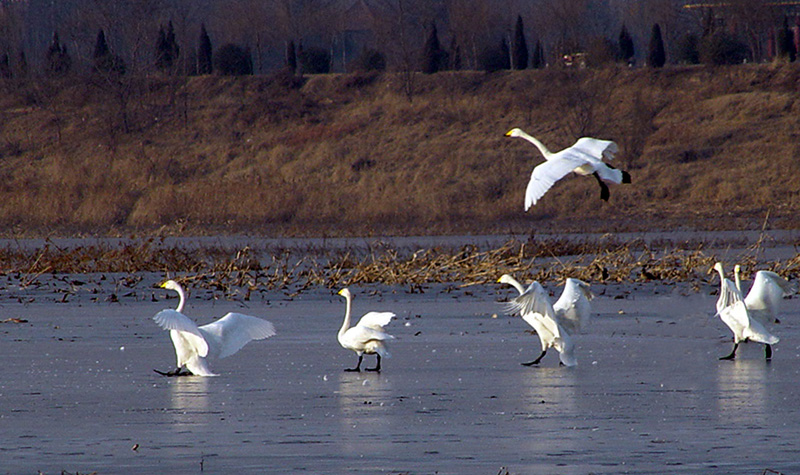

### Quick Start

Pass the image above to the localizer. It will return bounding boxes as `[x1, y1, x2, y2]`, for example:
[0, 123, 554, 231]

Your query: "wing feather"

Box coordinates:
[745, 271, 795, 324]
[356, 311, 395, 330]
[553, 278, 593, 334]
[507, 282, 557, 320]
[571, 137, 618, 161]
[525, 155, 588, 209]
[200, 313, 276, 359]
[153, 309, 209, 358]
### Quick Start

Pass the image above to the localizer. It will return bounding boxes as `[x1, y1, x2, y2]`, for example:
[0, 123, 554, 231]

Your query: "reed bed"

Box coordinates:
[1, 238, 797, 299]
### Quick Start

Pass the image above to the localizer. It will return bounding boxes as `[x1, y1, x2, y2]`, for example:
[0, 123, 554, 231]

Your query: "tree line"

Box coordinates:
[0, 0, 797, 80]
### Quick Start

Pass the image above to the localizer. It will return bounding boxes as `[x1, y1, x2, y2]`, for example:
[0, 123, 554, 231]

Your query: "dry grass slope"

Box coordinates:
[1, 65, 800, 237]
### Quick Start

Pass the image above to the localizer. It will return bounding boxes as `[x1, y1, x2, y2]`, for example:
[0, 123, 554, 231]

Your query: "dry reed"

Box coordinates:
[1, 238, 797, 298]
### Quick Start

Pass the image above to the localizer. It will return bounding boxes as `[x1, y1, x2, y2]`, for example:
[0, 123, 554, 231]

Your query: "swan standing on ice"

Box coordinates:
[711, 263, 779, 360]
[498, 275, 593, 366]
[733, 264, 795, 324]
[505, 128, 631, 210]
[152, 280, 276, 376]
[337, 288, 395, 372]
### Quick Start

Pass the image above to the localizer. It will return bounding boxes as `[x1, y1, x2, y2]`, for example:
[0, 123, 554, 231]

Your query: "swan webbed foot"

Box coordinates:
[154, 367, 193, 377]
[345, 354, 363, 372]
[366, 354, 382, 372]
[765, 344, 773, 360]
[522, 350, 547, 366]
[719, 343, 738, 360]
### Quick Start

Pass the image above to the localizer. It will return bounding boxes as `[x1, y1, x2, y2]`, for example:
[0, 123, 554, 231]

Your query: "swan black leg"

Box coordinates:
[345, 354, 363, 372]
[593, 173, 610, 201]
[765, 344, 773, 360]
[720, 342, 738, 360]
[522, 350, 547, 366]
[366, 354, 382, 372]
[154, 367, 192, 377]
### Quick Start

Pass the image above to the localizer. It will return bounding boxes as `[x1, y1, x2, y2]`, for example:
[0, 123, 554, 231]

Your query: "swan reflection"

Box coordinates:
[716, 359, 767, 425]
[336, 372, 393, 454]
[169, 377, 210, 426]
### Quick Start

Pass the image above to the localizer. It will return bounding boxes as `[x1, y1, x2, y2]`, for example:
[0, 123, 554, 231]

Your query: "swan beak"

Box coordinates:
[504, 130, 513, 137]
[159, 281, 168, 288]
[496, 277, 503, 283]
[337, 289, 345, 296]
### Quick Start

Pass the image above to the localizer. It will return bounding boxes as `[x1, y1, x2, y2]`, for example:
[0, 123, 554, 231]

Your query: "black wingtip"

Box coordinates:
[622, 170, 632, 184]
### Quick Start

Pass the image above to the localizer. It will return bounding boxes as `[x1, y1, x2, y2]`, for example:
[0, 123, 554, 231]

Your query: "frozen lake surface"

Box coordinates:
[2, 277, 800, 474]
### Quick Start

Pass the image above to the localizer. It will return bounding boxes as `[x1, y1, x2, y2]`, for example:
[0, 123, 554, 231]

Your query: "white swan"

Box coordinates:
[152, 280, 276, 376]
[505, 128, 631, 210]
[734, 264, 795, 324]
[711, 263, 778, 360]
[498, 274, 593, 366]
[337, 288, 395, 372]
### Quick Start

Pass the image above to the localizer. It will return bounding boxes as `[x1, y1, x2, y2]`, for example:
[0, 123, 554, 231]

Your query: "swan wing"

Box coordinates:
[340, 325, 394, 349]
[571, 137, 618, 161]
[522, 311, 562, 341]
[508, 281, 557, 320]
[356, 311, 395, 330]
[153, 309, 209, 357]
[745, 271, 795, 324]
[716, 277, 741, 313]
[553, 278, 593, 334]
[717, 300, 750, 342]
[525, 154, 588, 210]
[742, 315, 780, 345]
[199, 313, 276, 359]
[555, 331, 577, 367]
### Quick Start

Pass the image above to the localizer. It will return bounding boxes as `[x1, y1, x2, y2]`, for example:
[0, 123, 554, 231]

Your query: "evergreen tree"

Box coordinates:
[500, 37, 511, 70]
[421, 22, 445, 74]
[776, 17, 796, 62]
[92, 29, 126, 75]
[286, 40, 297, 73]
[532, 40, 544, 69]
[512, 15, 528, 70]
[0, 53, 10, 78]
[46, 31, 71, 76]
[619, 24, 634, 64]
[215, 43, 253, 75]
[156, 21, 180, 72]
[198, 23, 213, 74]
[449, 36, 462, 70]
[648, 23, 666, 67]
[298, 46, 330, 74]
[93, 29, 109, 72]
[94, 29, 109, 59]
[17, 51, 27, 77]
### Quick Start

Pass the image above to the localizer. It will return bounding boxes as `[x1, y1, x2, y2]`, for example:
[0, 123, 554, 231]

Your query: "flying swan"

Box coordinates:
[337, 288, 395, 372]
[152, 280, 276, 376]
[711, 263, 779, 360]
[505, 128, 631, 210]
[498, 274, 593, 366]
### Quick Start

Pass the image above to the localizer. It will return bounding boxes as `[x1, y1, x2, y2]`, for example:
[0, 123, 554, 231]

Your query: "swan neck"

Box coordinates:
[339, 293, 352, 338]
[174, 284, 186, 313]
[507, 276, 526, 295]
[519, 131, 553, 158]
[734, 268, 742, 292]
[715, 267, 726, 287]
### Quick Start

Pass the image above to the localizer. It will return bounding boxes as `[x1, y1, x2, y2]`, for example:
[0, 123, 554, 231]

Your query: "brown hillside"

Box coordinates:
[1, 65, 800, 237]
